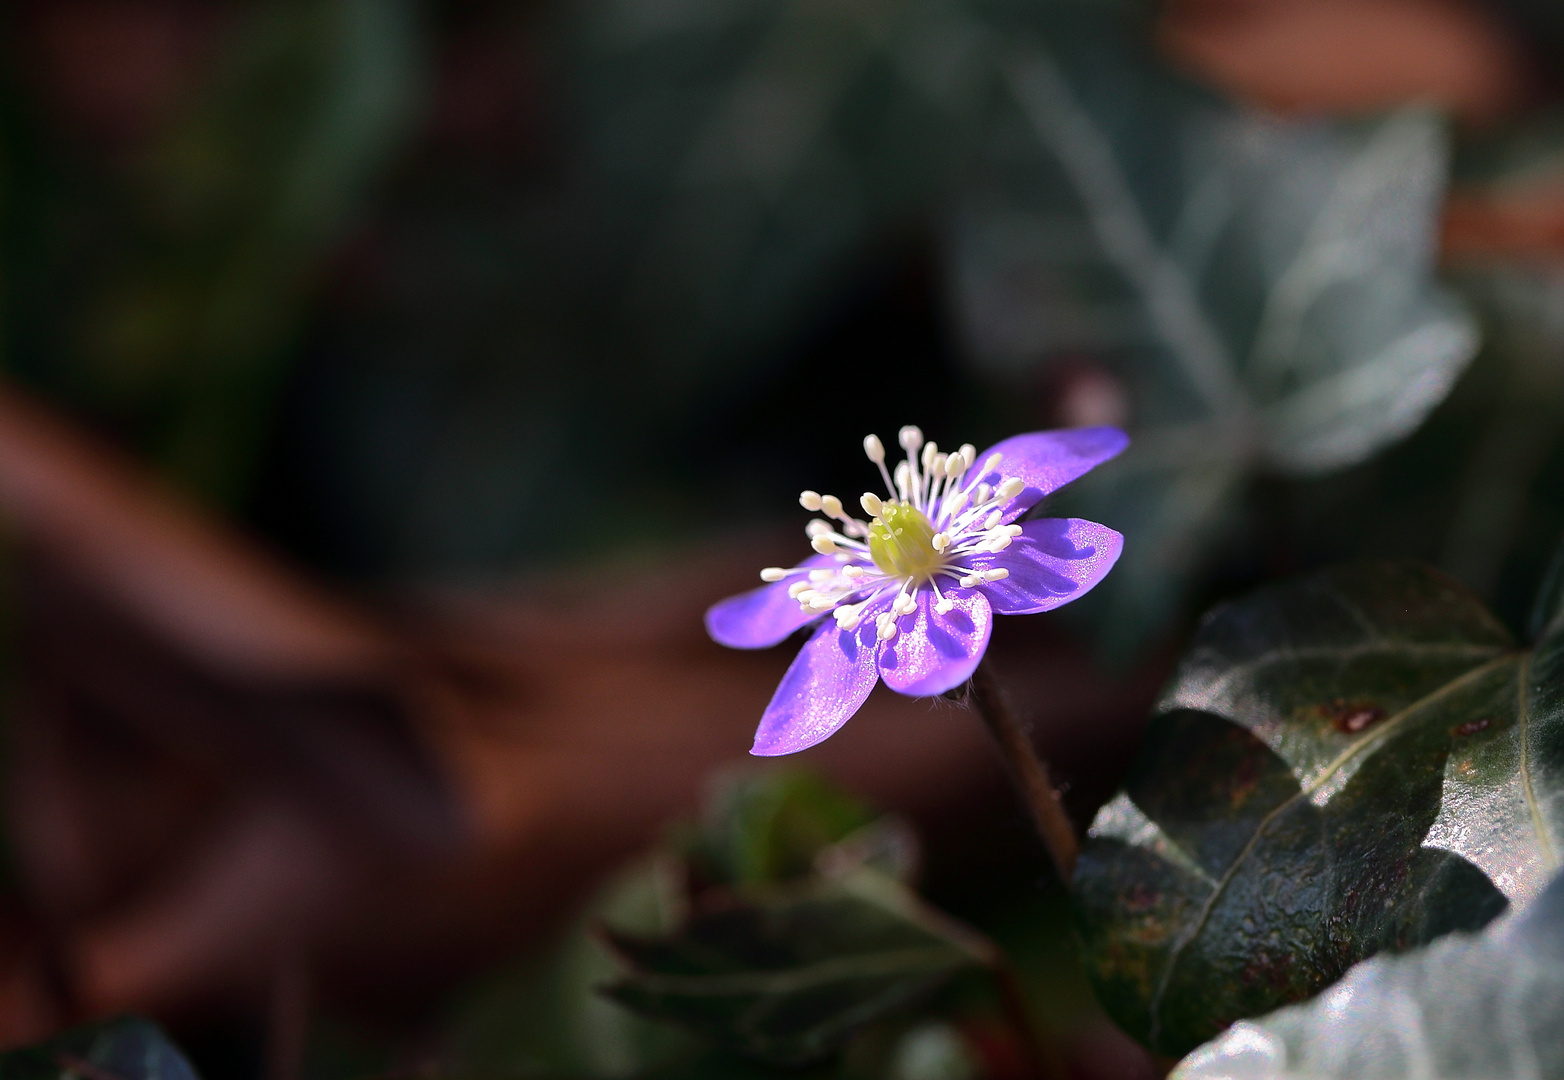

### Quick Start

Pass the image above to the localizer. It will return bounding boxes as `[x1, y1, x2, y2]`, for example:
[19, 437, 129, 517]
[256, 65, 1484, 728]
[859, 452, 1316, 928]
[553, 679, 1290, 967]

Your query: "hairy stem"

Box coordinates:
[968, 658, 1079, 880]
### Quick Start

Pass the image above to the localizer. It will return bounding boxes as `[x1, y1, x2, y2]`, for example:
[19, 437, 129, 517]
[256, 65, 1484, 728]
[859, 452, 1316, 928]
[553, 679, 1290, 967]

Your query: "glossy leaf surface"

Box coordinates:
[603, 867, 991, 1067]
[1173, 869, 1564, 1079]
[0, 1017, 199, 1080]
[1072, 561, 1564, 1055]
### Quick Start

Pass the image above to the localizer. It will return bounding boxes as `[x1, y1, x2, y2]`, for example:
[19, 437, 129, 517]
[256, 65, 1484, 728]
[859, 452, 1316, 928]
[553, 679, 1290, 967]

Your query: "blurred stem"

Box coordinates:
[968, 659, 1078, 880]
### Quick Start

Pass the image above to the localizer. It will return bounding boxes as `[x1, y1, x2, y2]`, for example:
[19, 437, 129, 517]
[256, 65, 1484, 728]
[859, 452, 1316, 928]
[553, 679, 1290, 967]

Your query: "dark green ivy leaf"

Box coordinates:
[602, 867, 993, 1067]
[1172, 868, 1564, 1079]
[1071, 561, 1564, 1056]
[0, 1016, 199, 1080]
[954, 25, 1479, 655]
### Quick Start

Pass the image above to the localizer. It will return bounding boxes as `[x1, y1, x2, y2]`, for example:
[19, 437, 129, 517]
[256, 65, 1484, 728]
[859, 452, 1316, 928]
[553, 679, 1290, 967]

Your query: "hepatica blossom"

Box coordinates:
[707, 425, 1127, 755]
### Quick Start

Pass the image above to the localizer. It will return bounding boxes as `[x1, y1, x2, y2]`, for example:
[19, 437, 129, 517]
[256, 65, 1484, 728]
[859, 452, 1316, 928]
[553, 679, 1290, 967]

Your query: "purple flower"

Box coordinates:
[706, 425, 1127, 756]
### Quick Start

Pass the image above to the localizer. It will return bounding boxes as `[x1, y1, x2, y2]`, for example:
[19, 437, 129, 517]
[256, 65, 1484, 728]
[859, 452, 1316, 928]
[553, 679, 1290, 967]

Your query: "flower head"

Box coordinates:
[707, 425, 1127, 755]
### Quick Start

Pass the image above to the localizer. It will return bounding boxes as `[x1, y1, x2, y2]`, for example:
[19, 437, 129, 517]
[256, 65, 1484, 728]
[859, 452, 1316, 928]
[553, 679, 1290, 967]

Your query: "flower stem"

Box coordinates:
[968, 658, 1078, 880]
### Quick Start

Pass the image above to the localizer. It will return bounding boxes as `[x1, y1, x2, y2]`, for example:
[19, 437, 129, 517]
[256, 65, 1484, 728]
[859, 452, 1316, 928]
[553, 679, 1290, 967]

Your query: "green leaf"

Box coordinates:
[1172, 869, 1564, 1079]
[1071, 561, 1564, 1055]
[603, 867, 993, 1067]
[686, 768, 901, 887]
[69, 0, 420, 504]
[953, 28, 1478, 654]
[0, 1016, 199, 1080]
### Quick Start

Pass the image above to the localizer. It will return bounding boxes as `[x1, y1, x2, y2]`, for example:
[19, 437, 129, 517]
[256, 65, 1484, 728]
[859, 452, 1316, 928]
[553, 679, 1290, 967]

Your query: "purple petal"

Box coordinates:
[970, 518, 1123, 614]
[751, 604, 888, 756]
[973, 427, 1128, 523]
[705, 554, 839, 649]
[876, 588, 993, 697]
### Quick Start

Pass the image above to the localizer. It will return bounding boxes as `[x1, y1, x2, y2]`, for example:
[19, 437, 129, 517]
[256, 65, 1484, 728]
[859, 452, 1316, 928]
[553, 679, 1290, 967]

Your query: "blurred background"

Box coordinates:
[3, 0, 1564, 1076]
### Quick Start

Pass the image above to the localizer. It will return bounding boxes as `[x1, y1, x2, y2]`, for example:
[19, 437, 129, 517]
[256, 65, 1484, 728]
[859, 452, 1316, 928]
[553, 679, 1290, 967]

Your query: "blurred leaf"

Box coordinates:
[1071, 561, 1560, 1055]
[953, 30, 1478, 653]
[603, 867, 993, 1067]
[449, 854, 697, 1078]
[686, 768, 903, 887]
[0, 1016, 199, 1080]
[1172, 869, 1564, 1079]
[53, 0, 420, 505]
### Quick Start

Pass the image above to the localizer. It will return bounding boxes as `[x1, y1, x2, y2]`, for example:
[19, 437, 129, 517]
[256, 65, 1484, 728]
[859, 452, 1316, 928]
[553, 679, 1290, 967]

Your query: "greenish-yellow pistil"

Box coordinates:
[867, 501, 943, 581]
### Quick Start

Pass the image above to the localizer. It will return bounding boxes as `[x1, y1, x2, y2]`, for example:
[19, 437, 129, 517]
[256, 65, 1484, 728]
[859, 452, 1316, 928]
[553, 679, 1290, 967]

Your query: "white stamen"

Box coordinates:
[860, 492, 883, 518]
[894, 461, 911, 499]
[960, 444, 977, 471]
[1003, 524, 1023, 536]
[981, 453, 1003, 478]
[899, 426, 923, 453]
[843, 565, 866, 578]
[896, 593, 917, 616]
[921, 441, 938, 473]
[809, 568, 834, 583]
[945, 453, 964, 479]
[943, 491, 969, 518]
[959, 574, 980, 588]
[835, 604, 864, 630]
[974, 483, 991, 505]
[935, 598, 955, 615]
[788, 582, 811, 598]
[760, 567, 788, 582]
[878, 618, 899, 642]
[997, 477, 1025, 500]
[932, 532, 951, 552]
[821, 494, 844, 520]
[807, 595, 836, 611]
[984, 510, 1003, 530]
[864, 434, 886, 463]
[986, 535, 1012, 552]
[800, 490, 824, 511]
[985, 568, 1010, 582]
[812, 535, 839, 555]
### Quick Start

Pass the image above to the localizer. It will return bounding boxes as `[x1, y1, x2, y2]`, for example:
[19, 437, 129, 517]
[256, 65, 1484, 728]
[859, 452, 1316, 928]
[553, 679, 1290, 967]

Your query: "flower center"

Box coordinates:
[867, 501, 943, 581]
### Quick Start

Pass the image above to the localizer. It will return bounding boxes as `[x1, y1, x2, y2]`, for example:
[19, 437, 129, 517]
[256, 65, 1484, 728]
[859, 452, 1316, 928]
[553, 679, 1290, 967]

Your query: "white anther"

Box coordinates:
[835, 604, 863, 630]
[1004, 524, 1023, 536]
[896, 593, 917, 616]
[943, 491, 969, 517]
[860, 492, 883, 518]
[960, 444, 977, 471]
[808, 595, 836, 611]
[864, 434, 886, 463]
[899, 426, 924, 453]
[986, 535, 1012, 553]
[878, 618, 899, 642]
[822, 494, 844, 519]
[997, 477, 1025, 500]
[985, 568, 1010, 582]
[984, 510, 1003, 530]
[974, 483, 991, 505]
[932, 532, 951, 552]
[982, 453, 1003, 478]
[935, 598, 955, 615]
[894, 460, 912, 497]
[945, 454, 964, 479]
[921, 442, 938, 472]
[788, 582, 811, 598]
[760, 567, 788, 582]
[809, 568, 834, 583]
[806, 519, 833, 538]
[959, 574, 980, 588]
[843, 564, 865, 578]
[811, 535, 839, 555]
[800, 490, 824, 511]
